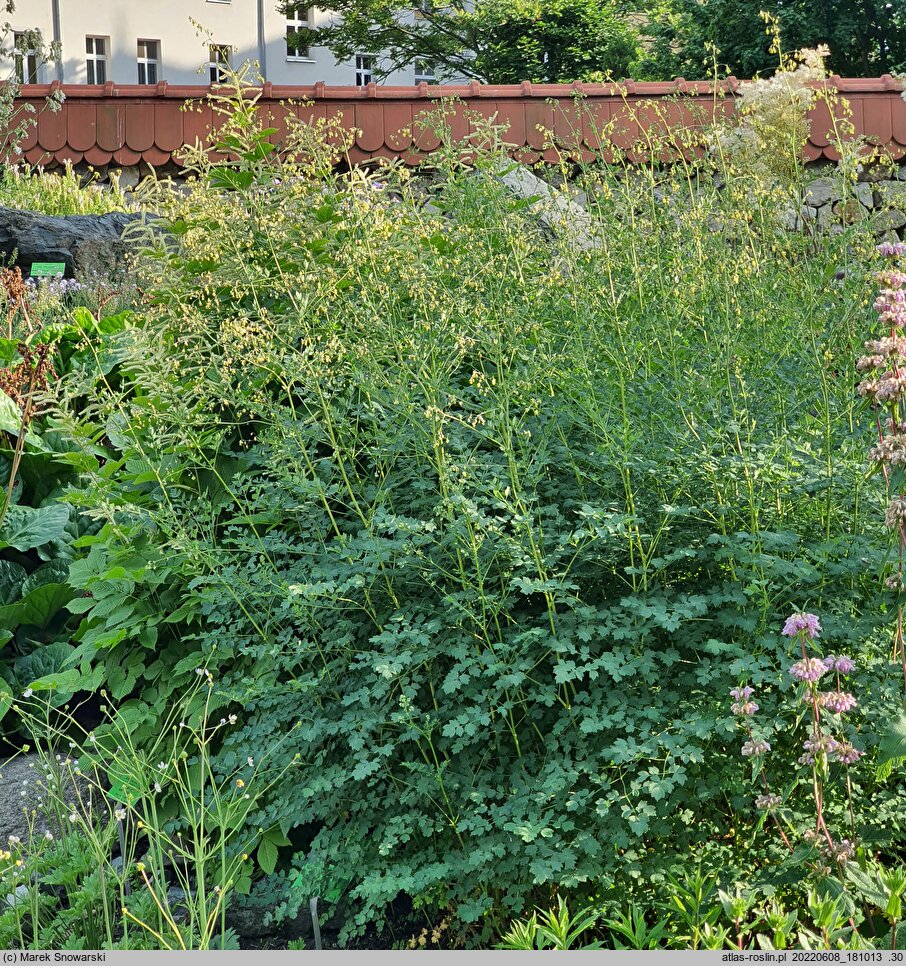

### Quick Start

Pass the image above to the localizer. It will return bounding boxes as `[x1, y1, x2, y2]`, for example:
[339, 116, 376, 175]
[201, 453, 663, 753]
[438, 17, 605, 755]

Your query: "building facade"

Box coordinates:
[7, 1, 429, 87]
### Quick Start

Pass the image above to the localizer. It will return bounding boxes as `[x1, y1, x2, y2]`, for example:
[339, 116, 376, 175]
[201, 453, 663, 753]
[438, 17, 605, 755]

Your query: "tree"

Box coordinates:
[282, 0, 643, 84]
[638, 0, 906, 80]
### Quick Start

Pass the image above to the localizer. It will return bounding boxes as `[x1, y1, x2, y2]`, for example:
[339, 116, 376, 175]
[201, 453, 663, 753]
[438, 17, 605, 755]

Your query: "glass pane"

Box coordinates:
[148, 62, 157, 84]
[86, 36, 92, 53]
[87, 60, 95, 84]
[96, 38, 105, 55]
[97, 59, 106, 83]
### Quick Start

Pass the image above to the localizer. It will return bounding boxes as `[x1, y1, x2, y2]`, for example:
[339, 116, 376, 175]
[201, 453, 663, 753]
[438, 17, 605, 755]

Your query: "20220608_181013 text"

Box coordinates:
[723, 955, 906, 963]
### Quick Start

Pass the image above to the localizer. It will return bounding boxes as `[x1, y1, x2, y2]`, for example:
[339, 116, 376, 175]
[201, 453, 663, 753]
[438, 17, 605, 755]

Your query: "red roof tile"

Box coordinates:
[8, 78, 906, 169]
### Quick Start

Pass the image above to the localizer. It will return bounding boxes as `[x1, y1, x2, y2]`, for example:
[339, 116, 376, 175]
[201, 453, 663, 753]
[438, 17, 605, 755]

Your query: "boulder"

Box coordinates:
[0, 205, 159, 279]
[0, 754, 54, 843]
[493, 163, 597, 250]
[873, 209, 906, 232]
[853, 181, 875, 209]
[0, 753, 95, 845]
[877, 180, 906, 207]
[832, 197, 870, 225]
[804, 177, 836, 208]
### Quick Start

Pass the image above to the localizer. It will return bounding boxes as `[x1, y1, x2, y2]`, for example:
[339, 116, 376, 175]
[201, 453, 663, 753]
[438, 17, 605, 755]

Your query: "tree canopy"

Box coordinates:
[283, 0, 641, 84]
[284, 0, 906, 83]
[641, 0, 906, 79]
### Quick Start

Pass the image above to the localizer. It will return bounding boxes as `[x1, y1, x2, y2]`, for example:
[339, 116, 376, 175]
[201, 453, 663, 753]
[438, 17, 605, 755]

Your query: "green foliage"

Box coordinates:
[0, 308, 130, 730]
[639, 0, 906, 80]
[0, 165, 130, 217]
[497, 896, 603, 949]
[282, 0, 641, 83]
[43, 78, 905, 948]
[1, 686, 293, 950]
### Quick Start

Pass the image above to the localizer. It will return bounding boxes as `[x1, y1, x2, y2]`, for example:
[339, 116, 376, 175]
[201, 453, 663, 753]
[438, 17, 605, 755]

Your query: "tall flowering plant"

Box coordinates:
[732, 612, 862, 876]
[857, 240, 906, 692]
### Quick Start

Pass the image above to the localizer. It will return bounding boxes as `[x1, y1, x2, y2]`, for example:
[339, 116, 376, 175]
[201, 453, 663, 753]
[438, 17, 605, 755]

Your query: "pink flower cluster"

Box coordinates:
[730, 685, 758, 716]
[788, 656, 827, 682]
[781, 612, 821, 638]
[817, 690, 857, 714]
[858, 250, 906, 402]
[823, 654, 855, 675]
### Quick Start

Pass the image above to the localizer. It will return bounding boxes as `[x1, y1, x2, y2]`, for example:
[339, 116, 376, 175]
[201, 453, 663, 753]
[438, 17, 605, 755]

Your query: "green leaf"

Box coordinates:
[209, 167, 255, 191]
[0, 503, 70, 552]
[876, 713, 906, 780]
[0, 581, 76, 631]
[107, 765, 146, 806]
[13, 642, 77, 685]
[0, 560, 27, 605]
[0, 393, 45, 449]
[257, 835, 279, 875]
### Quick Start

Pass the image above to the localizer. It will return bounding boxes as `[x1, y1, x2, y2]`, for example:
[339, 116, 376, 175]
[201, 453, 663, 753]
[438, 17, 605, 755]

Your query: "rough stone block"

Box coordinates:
[853, 181, 875, 209]
[804, 177, 836, 207]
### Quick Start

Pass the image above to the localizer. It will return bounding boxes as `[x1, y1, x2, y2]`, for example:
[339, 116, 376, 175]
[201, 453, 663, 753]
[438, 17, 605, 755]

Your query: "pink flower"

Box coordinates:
[782, 613, 821, 638]
[818, 691, 857, 714]
[878, 241, 906, 258]
[831, 741, 863, 765]
[741, 739, 770, 756]
[832, 655, 855, 674]
[730, 686, 754, 701]
[789, 657, 828, 683]
[731, 700, 759, 716]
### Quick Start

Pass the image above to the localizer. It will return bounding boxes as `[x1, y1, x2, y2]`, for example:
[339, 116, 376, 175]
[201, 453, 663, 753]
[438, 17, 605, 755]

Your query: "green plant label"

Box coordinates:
[29, 261, 66, 277]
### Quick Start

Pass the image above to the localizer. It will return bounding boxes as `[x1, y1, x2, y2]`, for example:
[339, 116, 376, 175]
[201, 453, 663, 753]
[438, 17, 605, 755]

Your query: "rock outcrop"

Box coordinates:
[0, 206, 158, 279]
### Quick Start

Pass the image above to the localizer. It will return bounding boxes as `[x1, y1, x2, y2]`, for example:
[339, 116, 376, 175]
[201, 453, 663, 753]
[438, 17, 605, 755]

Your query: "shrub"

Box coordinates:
[50, 80, 903, 945]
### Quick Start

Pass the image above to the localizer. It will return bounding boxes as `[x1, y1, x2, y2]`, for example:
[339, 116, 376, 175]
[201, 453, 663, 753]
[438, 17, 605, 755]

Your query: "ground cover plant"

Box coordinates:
[0, 59, 905, 948]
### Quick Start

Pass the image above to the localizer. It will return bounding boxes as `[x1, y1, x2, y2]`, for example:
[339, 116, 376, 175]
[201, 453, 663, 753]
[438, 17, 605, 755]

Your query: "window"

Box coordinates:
[208, 44, 231, 83]
[13, 31, 40, 84]
[137, 39, 160, 85]
[286, 6, 312, 59]
[86, 36, 107, 84]
[354, 54, 374, 86]
[414, 59, 435, 83]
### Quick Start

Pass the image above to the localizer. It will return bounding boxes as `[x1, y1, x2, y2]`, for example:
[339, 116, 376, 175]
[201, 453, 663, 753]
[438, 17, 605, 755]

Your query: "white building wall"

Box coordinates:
[5, 1, 421, 87]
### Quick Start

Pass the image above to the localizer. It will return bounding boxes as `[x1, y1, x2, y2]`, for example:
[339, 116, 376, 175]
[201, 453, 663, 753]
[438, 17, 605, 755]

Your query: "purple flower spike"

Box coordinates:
[782, 612, 821, 639]
[833, 655, 855, 675]
[730, 686, 754, 701]
[789, 657, 828, 683]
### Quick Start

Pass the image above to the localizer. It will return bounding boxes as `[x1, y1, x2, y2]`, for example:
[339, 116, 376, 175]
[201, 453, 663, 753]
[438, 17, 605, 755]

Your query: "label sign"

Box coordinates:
[29, 262, 66, 277]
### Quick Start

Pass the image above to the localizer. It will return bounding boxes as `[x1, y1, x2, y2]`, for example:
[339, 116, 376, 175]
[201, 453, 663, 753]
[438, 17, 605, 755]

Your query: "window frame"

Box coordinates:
[13, 31, 40, 85]
[414, 59, 436, 84]
[136, 39, 160, 85]
[208, 43, 232, 84]
[286, 5, 314, 61]
[354, 53, 374, 86]
[85, 35, 108, 85]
